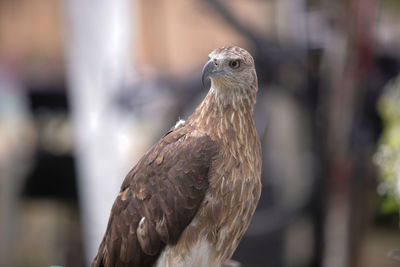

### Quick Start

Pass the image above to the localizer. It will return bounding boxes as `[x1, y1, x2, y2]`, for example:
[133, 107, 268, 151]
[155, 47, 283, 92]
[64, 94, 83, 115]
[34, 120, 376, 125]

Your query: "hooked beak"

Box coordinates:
[201, 60, 215, 89]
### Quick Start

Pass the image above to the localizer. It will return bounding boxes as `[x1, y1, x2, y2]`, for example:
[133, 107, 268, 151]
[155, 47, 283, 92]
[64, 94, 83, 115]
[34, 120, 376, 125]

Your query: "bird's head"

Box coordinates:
[202, 46, 257, 97]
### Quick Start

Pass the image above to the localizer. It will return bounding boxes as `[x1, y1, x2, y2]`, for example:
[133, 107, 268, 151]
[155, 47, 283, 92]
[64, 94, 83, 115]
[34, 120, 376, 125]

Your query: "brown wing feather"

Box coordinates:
[92, 125, 218, 267]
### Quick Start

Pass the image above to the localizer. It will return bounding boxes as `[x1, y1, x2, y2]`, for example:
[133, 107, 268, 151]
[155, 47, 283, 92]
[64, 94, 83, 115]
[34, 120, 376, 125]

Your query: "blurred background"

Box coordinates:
[0, 0, 400, 267]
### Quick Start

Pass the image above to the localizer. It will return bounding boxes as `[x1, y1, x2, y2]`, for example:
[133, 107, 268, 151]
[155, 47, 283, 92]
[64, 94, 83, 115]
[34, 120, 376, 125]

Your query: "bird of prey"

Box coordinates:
[92, 46, 262, 267]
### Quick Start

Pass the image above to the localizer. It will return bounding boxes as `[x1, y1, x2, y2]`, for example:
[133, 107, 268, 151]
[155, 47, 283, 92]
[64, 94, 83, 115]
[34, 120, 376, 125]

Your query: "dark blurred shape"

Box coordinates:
[16, 82, 84, 267]
[22, 151, 77, 199]
[28, 90, 69, 111]
[22, 87, 78, 201]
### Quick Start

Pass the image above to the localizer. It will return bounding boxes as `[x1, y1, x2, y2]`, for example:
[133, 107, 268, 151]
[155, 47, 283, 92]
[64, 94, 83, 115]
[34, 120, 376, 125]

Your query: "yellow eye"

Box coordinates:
[229, 60, 240, 69]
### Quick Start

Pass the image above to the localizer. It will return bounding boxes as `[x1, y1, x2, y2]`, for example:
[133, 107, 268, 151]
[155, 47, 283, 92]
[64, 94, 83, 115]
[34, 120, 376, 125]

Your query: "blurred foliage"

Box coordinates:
[381, 0, 400, 13]
[375, 75, 400, 216]
[380, 193, 399, 215]
[382, 0, 400, 8]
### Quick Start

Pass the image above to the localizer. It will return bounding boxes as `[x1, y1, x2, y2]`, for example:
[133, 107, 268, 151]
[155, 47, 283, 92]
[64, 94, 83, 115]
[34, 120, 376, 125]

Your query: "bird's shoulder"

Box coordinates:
[121, 124, 218, 189]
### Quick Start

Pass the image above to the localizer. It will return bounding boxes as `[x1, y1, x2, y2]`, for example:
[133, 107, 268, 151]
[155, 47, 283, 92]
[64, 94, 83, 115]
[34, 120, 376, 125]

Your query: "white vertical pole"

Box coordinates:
[64, 0, 138, 264]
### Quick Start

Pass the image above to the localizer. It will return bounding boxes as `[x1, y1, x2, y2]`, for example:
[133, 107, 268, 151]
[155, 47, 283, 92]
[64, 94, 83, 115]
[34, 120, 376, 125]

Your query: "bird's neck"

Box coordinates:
[187, 87, 257, 141]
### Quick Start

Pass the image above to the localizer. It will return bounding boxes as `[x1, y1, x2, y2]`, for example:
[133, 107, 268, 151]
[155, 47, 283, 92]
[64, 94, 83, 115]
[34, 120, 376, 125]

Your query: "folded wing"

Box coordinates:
[92, 126, 218, 267]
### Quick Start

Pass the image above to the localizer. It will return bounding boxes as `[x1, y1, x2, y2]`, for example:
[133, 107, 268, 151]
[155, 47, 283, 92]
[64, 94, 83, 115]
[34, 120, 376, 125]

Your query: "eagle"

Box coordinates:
[92, 46, 262, 267]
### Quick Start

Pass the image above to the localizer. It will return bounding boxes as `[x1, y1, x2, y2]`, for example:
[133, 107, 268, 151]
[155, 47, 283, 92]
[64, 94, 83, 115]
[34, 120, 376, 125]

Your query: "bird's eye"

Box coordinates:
[229, 60, 240, 69]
